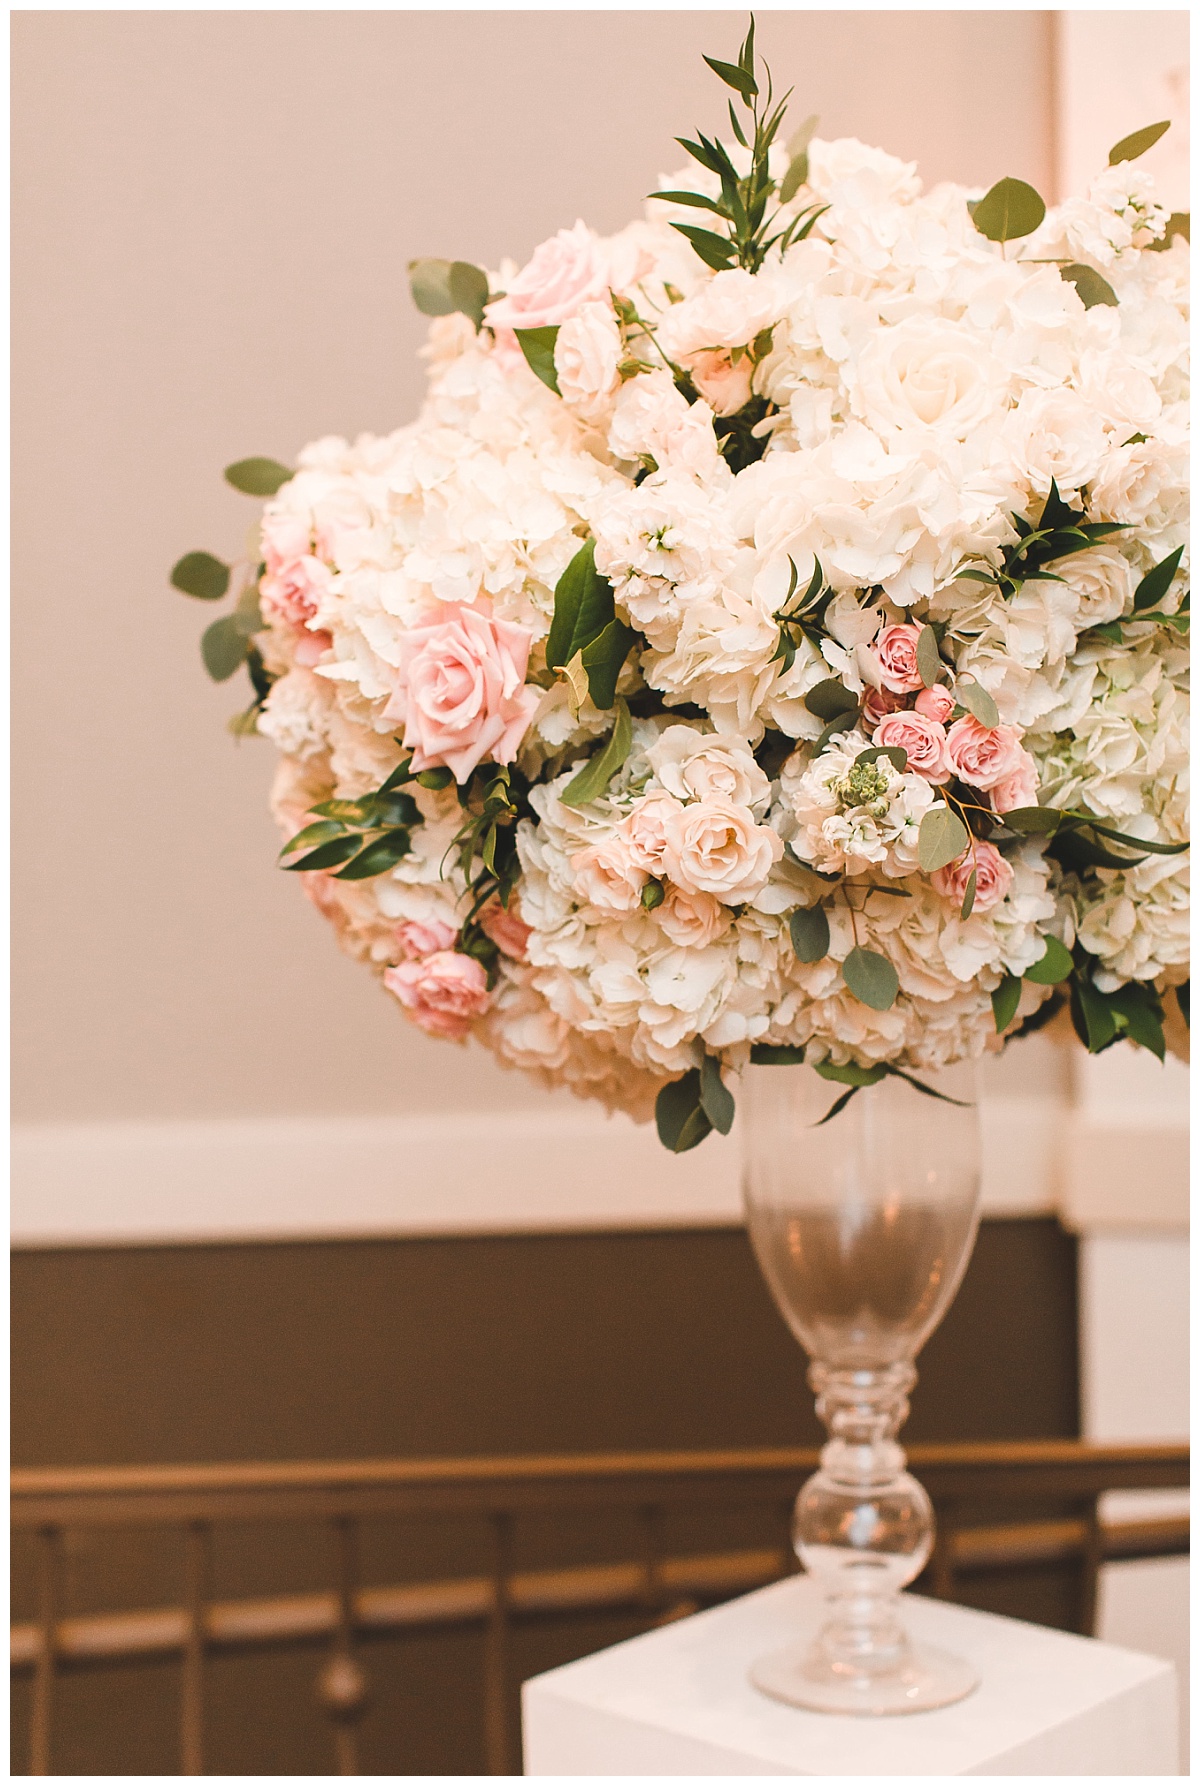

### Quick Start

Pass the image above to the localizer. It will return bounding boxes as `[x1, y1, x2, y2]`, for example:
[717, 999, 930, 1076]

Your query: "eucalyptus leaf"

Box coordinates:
[856, 744, 907, 773]
[171, 551, 230, 601]
[1133, 545, 1185, 611]
[805, 678, 859, 721]
[1001, 805, 1061, 836]
[918, 805, 970, 873]
[960, 868, 978, 920]
[699, 1051, 736, 1135]
[1024, 934, 1074, 985]
[232, 593, 263, 638]
[561, 698, 632, 808]
[789, 904, 830, 963]
[655, 1069, 713, 1152]
[991, 973, 1022, 1033]
[224, 458, 293, 497]
[779, 150, 809, 205]
[514, 325, 562, 394]
[971, 177, 1046, 242]
[448, 260, 490, 328]
[1060, 263, 1119, 309]
[1148, 211, 1190, 250]
[916, 625, 942, 688]
[750, 1043, 807, 1065]
[842, 946, 900, 1012]
[201, 614, 249, 681]
[1108, 120, 1170, 165]
[814, 1059, 887, 1087]
[409, 258, 457, 316]
[954, 678, 1000, 728]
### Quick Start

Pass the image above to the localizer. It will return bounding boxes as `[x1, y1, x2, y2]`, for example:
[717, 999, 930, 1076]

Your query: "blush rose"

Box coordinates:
[872, 711, 950, 784]
[396, 917, 459, 960]
[664, 798, 784, 904]
[479, 895, 533, 962]
[944, 716, 1029, 791]
[932, 840, 1014, 915]
[383, 951, 490, 1041]
[384, 605, 541, 783]
[872, 623, 926, 694]
[914, 684, 955, 724]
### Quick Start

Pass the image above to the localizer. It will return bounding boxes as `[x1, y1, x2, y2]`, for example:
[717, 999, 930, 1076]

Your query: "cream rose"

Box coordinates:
[622, 790, 685, 876]
[571, 832, 647, 914]
[656, 884, 730, 948]
[664, 797, 784, 904]
[485, 221, 614, 332]
[384, 605, 541, 783]
[647, 727, 770, 812]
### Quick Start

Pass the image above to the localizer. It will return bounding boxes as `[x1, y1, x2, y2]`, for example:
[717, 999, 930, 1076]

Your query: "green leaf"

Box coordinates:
[1176, 981, 1189, 1027]
[1108, 120, 1170, 165]
[232, 592, 263, 638]
[789, 905, 830, 963]
[702, 54, 756, 100]
[416, 766, 455, 791]
[1148, 211, 1190, 250]
[918, 805, 970, 873]
[1107, 984, 1165, 1060]
[812, 714, 856, 756]
[954, 678, 1000, 729]
[842, 946, 900, 1012]
[671, 222, 736, 271]
[281, 832, 364, 873]
[1133, 545, 1185, 612]
[279, 819, 349, 857]
[581, 619, 636, 711]
[992, 973, 1022, 1032]
[1076, 817, 1189, 856]
[514, 325, 561, 394]
[201, 614, 249, 681]
[779, 150, 809, 205]
[814, 1086, 861, 1126]
[805, 678, 859, 721]
[856, 745, 907, 774]
[1060, 263, 1119, 309]
[650, 190, 731, 216]
[1024, 935, 1074, 985]
[814, 1059, 887, 1088]
[885, 1066, 972, 1107]
[916, 625, 942, 688]
[409, 258, 489, 326]
[545, 540, 615, 670]
[1002, 805, 1061, 836]
[224, 458, 292, 497]
[971, 177, 1047, 243]
[960, 868, 977, 920]
[448, 261, 490, 329]
[699, 1052, 736, 1135]
[1072, 975, 1120, 1052]
[655, 1070, 713, 1153]
[334, 828, 413, 880]
[171, 551, 230, 601]
[561, 698, 632, 808]
[750, 1043, 807, 1065]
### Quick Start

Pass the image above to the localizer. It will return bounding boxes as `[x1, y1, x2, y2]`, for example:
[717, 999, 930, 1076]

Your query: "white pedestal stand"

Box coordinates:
[522, 1576, 1178, 1776]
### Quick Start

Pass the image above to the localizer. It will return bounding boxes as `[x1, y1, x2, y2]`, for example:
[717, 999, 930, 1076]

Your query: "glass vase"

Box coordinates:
[742, 1059, 982, 1715]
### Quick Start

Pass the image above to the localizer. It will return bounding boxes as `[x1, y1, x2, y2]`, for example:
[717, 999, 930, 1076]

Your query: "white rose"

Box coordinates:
[850, 317, 1009, 441]
[1000, 385, 1110, 497]
[656, 267, 785, 358]
[664, 797, 784, 903]
[607, 370, 722, 479]
[647, 726, 771, 813]
[554, 301, 622, 416]
[1088, 437, 1189, 531]
[1052, 547, 1137, 626]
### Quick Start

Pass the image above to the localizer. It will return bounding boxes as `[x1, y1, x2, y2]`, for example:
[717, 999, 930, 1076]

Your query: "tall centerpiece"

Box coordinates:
[173, 22, 1188, 1712]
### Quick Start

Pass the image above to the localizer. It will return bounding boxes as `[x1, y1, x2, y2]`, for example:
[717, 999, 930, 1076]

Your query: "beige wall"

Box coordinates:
[13, 10, 1058, 1123]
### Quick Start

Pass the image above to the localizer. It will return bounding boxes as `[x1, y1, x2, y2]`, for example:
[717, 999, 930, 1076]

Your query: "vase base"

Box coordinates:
[750, 1638, 979, 1717]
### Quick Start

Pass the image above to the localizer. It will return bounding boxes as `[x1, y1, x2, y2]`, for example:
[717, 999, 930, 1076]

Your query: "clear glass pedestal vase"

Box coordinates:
[742, 1060, 982, 1716]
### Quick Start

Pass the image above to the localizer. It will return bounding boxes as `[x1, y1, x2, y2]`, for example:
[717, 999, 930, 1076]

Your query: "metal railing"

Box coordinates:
[11, 1441, 1188, 1775]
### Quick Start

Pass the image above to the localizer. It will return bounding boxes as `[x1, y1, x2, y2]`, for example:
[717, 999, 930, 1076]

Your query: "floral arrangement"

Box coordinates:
[173, 25, 1189, 1148]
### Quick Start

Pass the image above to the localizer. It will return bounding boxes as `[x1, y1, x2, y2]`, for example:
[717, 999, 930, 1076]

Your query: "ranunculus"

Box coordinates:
[932, 840, 1014, 915]
[944, 716, 1028, 790]
[384, 951, 490, 1040]
[554, 301, 622, 415]
[664, 797, 784, 904]
[914, 684, 955, 723]
[622, 791, 685, 876]
[571, 832, 646, 914]
[873, 623, 925, 694]
[260, 555, 331, 628]
[873, 711, 950, 784]
[990, 750, 1040, 814]
[656, 884, 730, 948]
[384, 605, 540, 783]
[396, 917, 459, 960]
[485, 221, 614, 333]
[479, 895, 532, 962]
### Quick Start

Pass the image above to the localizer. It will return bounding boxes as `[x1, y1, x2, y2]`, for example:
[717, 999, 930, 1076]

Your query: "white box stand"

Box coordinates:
[523, 1576, 1178, 1776]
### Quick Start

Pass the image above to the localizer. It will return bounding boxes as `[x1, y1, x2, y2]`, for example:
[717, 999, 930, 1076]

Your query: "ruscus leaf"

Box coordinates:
[171, 551, 230, 601]
[841, 946, 900, 1012]
[1133, 545, 1185, 612]
[971, 177, 1047, 243]
[789, 904, 830, 963]
[224, 458, 293, 497]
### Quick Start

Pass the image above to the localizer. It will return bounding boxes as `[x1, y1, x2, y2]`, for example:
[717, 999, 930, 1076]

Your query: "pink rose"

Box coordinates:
[622, 791, 685, 876]
[932, 840, 1014, 915]
[396, 917, 459, 960]
[383, 951, 490, 1041]
[664, 798, 784, 904]
[261, 510, 312, 576]
[915, 684, 955, 724]
[478, 895, 532, 962]
[260, 555, 331, 628]
[991, 750, 1040, 814]
[944, 716, 1028, 791]
[656, 884, 729, 948]
[571, 833, 646, 914]
[682, 348, 756, 418]
[485, 221, 615, 333]
[293, 629, 333, 667]
[872, 712, 950, 784]
[861, 685, 906, 728]
[872, 624, 925, 694]
[384, 605, 540, 783]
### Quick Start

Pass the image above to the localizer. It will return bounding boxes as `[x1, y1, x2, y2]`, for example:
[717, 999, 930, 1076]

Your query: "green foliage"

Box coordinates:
[918, 805, 970, 873]
[770, 559, 832, 681]
[1147, 211, 1189, 251]
[544, 541, 635, 709]
[750, 1042, 806, 1064]
[1108, 120, 1170, 165]
[779, 114, 818, 203]
[641, 880, 665, 910]
[224, 458, 293, 497]
[965, 482, 1126, 603]
[1001, 805, 1061, 836]
[1069, 967, 1165, 1060]
[1133, 545, 1185, 612]
[855, 744, 907, 774]
[959, 867, 977, 919]
[514, 325, 561, 393]
[201, 614, 249, 681]
[1060, 263, 1118, 309]
[842, 946, 900, 1012]
[971, 177, 1046, 243]
[815, 1059, 887, 1087]
[656, 1069, 712, 1151]
[789, 904, 829, 963]
[805, 676, 858, 721]
[279, 769, 423, 880]
[699, 1051, 736, 1135]
[171, 551, 230, 601]
[561, 698, 633, 808]
[992, 973, 1022, 1032]
[1024, 935, 1074, 985]
[408, 258, 490, 329]
[1176, 982, 1189, 1027]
